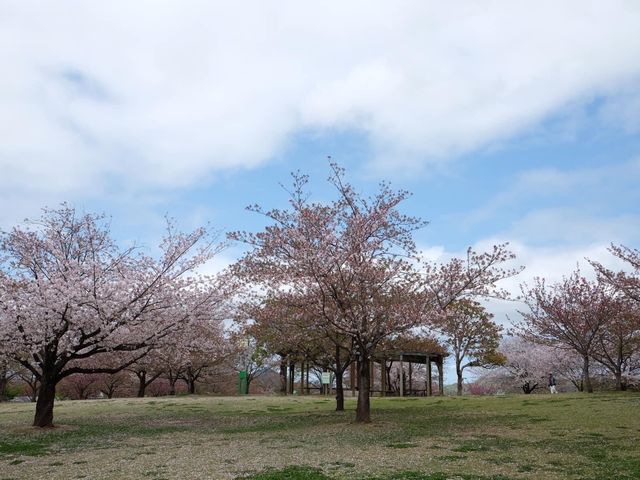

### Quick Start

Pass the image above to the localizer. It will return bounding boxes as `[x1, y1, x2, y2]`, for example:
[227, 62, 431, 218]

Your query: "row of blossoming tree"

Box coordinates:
[481, 262, 640, 394]
[0, 165, 520, 426]
[2, 164, 638, 427]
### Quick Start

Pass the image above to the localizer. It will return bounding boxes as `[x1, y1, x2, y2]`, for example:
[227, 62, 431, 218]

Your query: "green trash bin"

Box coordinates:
[238, 370, 248, 395]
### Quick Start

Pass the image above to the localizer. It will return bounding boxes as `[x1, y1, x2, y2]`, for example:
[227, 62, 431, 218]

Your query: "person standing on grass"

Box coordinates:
[548, 373, 558, 394]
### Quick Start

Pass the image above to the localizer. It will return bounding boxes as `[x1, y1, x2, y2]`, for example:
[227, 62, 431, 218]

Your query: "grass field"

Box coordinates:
[1, 393, 639, 479]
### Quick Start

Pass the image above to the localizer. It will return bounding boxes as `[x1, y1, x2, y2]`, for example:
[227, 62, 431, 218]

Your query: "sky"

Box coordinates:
[2, 1, 640, 337]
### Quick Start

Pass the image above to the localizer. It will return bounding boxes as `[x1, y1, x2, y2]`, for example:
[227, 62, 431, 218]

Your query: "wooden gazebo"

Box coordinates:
[370, 350, 446, 396]
[347, 334, 448, 397]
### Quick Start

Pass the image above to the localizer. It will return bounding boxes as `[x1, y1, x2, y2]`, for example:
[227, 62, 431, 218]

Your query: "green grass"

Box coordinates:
[241, 466, 330, 480]
[0, 439, 50, 456]
[0, 393, 639, 479]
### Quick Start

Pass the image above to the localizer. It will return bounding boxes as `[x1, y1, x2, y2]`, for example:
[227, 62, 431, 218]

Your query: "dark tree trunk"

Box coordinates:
[136, 371, 147, 398]
[456, 368, 463, 396]
[335, 372, 345, 411]
[166, 367, 179, 396]
[288, 361, 295, 394]
[355, 355, 371, 423]
[335, 346, 344, 411]
[184, 367, 198, 395]
[582, 356, 593, 393]
[33, 375, 56, 428]
[279, 358, 287, 395]
[0, 374, 7, 402]
[75, 379, 94, 400]
[614, 371, 623, 391]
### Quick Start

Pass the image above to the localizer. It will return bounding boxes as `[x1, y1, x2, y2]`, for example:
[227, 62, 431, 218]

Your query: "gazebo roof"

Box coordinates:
[372, 350, 448, 364]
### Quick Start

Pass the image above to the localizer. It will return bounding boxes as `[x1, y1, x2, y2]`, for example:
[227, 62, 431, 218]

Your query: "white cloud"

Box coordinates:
[1, 0, 640, 211]
[518, 210, 639, 245]
[195, 253, 236, 278]
[465, 157, 640, 229]
[425, 198, 639, 326]
[416, 245, 447, 263]
[437, 240, 630, 333]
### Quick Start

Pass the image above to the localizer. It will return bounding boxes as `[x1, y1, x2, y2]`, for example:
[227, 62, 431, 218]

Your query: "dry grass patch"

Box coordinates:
[1, 393, 639, 479]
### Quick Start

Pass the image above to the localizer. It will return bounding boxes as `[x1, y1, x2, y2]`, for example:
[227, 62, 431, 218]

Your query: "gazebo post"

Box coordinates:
[285, 361, 290, 395]
[399, 354, 404, 397]
[408, 362, 413, 396]
[437, 358, 444, 396]
[427, 358, 432, 396]
[306, 361, 310, 394]
[289, 361, 295, 394]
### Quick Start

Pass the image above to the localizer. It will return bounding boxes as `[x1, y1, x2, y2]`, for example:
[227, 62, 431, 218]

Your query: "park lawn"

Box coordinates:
[0, 393, 639, 480]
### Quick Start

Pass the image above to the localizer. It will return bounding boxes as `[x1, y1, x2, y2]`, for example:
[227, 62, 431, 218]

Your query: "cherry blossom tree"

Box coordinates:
[591, 299, 640, 390]
[180, 326, 231, 395]
[436, 300, 504, 395]
[232, 333, 273, 393]
[231, 164, 520, 422]
[286, 306, 354, 409]
[128, 351, 166, 398]
[96, 372, 128, 399]
[58, 373, 100, 400]
[591, 245, 640, 303]
[243, 292, 354, 410]
[0, 357, 18, 401]
[132, 285, 232, 397]
[157, 316, 230, 395]
[516, 270, 616, 393]
[590, 245, 640, 389]
[238, 299, 305, 395]
[0, 205, 225, 426]
[549, 348, 586, 391]
[474, 336, 590, 394]
[476, 337, 558, 393]
[307, 333, 353, 409]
